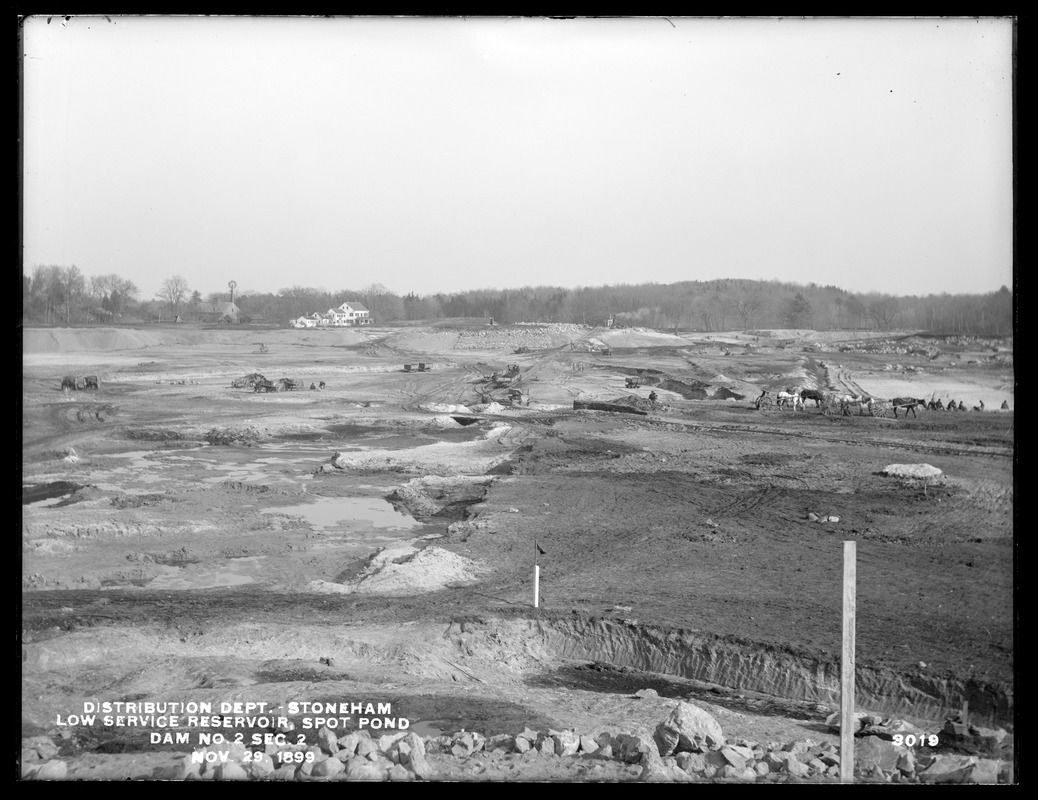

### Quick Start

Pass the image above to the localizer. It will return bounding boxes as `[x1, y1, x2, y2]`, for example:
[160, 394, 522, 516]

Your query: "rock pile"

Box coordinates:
[20, 701, 1012, 783]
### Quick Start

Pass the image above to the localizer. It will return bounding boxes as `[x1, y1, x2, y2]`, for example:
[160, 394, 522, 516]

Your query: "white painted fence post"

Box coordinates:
[841, 540, 856, 784]
[533, 564, 540, 609]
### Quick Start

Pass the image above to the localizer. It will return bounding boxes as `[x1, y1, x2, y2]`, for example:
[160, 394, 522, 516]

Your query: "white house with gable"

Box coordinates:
[327, 302, 371, 326]
[290, 302, 371, 328]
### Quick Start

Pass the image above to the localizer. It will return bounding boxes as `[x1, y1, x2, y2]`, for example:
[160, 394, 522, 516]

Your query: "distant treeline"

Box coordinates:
[22, 267, 1013, 336]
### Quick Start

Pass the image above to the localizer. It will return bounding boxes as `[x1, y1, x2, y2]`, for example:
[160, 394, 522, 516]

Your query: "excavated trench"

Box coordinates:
[515, 617, 1011, 728]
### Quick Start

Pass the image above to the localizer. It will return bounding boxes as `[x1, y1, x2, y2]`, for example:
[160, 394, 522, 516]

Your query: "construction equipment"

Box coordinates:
[61, 375, 101, 391]
[507, 388, 530, 406]
[232, 372, 266, 389]
[625, 377, 641, 389]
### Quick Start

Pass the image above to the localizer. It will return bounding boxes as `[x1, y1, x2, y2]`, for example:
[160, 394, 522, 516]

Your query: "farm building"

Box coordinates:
[199, 301, 241, 323]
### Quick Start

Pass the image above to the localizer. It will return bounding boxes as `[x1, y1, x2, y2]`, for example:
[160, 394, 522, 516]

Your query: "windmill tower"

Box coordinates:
[228, 280, 237, 306]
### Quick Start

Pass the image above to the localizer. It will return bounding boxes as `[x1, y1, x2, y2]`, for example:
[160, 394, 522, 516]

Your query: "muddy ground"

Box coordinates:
[21, 323, 1014, 781]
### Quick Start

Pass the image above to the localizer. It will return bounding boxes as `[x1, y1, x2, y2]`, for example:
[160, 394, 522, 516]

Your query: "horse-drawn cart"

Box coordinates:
[867, 399, 895, 418]
[754, 391, 776, 411]
[821, 394, 843, 416]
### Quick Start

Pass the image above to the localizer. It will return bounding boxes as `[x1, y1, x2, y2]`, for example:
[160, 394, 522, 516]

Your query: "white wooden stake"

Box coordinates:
[533, 564, 540, 609]
[840, 540, 856, 784]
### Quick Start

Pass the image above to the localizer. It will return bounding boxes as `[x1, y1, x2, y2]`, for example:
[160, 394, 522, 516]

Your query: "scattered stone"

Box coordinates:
[781, 754, 810, 778]
[214, 760, 249, 781]
[552, 730, 580, 756]
[336, 730, 369, 757]
[316, 726, 339, 755]
[719, 746, 747, 771]
[964, 758, 1001, 785]
[717, 764, 757, 781]
[486, 734, 515, 753]
[674, 751, 708, 775]
[22, 736, 59, 761]
[640, 760, 697, 783]
[347, 759, 388, 781]
[918, 754, 976, 784]
[245, 752, 275, 779]
[270, 762, 299, 781]
[25, 759, 67, 780]
[578, 735, 599, 755]
[616, 730, 660, 764]
[387, 763, 414, 781]
[407, 749, 435, 780]
[634, 688, 659, 699]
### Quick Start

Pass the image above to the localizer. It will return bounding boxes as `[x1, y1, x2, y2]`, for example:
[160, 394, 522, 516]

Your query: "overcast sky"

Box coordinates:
[21, 15, 1014, 302]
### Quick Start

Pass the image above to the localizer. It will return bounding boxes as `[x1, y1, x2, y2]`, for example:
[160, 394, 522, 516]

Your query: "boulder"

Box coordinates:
[654, 701, 725, 756]
[854, 736, 905, 772]
[880, 463, 943, 480]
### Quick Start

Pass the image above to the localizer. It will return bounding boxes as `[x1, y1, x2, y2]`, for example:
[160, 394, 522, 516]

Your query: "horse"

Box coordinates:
[800, 389, 825, 408]
[777, 390, 802, 410]
[890, 397, 927, 419]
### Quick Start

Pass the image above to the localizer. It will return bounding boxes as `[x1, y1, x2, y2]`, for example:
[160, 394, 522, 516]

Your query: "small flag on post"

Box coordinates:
[533, 542, 546, 609]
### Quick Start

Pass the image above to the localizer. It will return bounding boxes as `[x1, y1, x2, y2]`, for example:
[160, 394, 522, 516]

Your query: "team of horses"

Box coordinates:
[757, 389, 1008, 417]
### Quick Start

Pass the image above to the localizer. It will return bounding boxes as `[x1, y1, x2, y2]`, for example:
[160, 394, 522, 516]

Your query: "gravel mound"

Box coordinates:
[307, 545, 485, 595]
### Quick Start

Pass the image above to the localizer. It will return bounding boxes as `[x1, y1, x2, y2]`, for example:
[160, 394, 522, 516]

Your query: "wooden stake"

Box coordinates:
[840, 540, 857, 784]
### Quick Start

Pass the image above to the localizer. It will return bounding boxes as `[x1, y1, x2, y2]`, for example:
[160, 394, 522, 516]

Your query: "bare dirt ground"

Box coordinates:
[21, 323, 1014, 781]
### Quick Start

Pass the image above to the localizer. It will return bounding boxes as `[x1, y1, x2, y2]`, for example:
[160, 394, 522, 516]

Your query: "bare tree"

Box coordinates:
[58, 265, 85, 323]
[157, 275, 190, 319]
[868, 297, 899, 331]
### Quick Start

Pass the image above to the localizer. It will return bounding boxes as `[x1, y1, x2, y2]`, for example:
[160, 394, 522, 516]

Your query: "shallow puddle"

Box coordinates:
[263, 496, 422, 531]
[144, 557, 266, 590]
